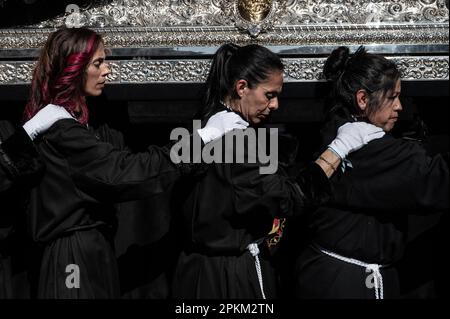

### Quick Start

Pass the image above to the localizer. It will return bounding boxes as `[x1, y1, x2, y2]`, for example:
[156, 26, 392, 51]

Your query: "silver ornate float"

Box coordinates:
[0, 0, 448, 84]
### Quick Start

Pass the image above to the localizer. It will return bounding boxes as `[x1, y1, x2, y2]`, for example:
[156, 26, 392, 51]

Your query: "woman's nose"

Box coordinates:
[268, 97, 279, 111]
[102, 62, 111, 76]
[394, 98, 402, 111]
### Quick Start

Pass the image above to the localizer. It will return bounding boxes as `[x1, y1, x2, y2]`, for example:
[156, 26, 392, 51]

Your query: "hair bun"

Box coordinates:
[323, 46, 350, 81]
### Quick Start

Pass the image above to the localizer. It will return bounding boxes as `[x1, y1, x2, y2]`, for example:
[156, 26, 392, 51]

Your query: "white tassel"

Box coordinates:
[247, 242, 266, 299]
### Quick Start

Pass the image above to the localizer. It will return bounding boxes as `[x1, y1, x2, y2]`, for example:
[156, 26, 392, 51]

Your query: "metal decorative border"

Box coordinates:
[0, 1, 448, 85]
[1, 56, 447, 85]
[31, 0, 450, 28]
[0, 0, 448, 49]
[1, 23, 448, 50]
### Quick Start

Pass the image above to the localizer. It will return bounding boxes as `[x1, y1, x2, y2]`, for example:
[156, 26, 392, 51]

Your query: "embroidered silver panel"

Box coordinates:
[1, 56, 447, 85]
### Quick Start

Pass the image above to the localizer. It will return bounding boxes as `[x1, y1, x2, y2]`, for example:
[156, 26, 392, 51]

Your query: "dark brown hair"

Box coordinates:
[323, 46, 400, 118]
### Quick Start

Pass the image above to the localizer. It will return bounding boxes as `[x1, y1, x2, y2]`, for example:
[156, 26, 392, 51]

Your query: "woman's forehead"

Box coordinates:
[92, 44, 107, 58]
[261, 71, 284, 88]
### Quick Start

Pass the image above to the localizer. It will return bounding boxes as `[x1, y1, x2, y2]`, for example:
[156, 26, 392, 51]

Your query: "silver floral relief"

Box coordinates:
[394, 56, 449, 79]
[31, 0, 448, 28]
[106, 59, 210, 83]
[172, 60, 210, 82]
[2, 57, 448, 85]
[120, 61, 148, 82]
[0, 1, 447, 85]
[0, 0, 447, 48]
[0, 62, 35, 84]
[0, 30, 50, 50]
[284, 58, 325, 81]
[106, 61, 121, 82]
[0, 64, 16, 84]
[275, 0, 449, 25]
[283, 56, 450, 81]
[33, 0, 233, 28]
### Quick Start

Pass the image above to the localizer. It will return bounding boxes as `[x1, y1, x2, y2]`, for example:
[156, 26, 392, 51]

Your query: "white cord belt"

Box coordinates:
[247, 242, 266, 299]
[318, 246, 388, 299]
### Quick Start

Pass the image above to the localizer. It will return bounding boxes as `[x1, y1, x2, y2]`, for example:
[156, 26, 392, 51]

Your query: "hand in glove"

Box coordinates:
[197, 110, 249, 144]
[328, 121, 385, 160]
[23, 104, 74, 140]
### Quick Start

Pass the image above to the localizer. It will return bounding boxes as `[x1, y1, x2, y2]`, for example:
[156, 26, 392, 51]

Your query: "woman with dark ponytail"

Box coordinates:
[172, 43, 386, 299]
[23, 28, 245, 299]
[294, 46, 448, 299]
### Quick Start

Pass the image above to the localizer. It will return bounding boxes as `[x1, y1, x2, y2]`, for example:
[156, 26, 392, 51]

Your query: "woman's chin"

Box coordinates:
[383, 123, 395, 132]
[84, 89, 103, 97]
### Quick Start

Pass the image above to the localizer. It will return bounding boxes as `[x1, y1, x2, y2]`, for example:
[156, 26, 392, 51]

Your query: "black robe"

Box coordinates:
[294, 112, 449, 299]
[172, 117, 331, 299]
[29, 118, 183, 298]
[1, 121, 44, 298]
[93, 123, 175, 298]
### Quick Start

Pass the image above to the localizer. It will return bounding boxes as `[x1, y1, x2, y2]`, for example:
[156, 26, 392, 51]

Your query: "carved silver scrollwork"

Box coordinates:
[0, 1, 448, 84]
[32, 0, 232, 28]
[115, 60, 210, 83]
[284, 58, 325, 82]
[1, 56, 447, 85]
[394, 56, 449, 80]
[27, 0, 448, 28]
[0, 62, 34, 84]
[0, 1, 447, 48]
[275, 0, 449, 25]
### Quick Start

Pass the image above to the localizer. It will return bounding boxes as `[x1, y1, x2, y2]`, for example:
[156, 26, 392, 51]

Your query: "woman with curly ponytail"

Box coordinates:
[294, 46, 448, 299]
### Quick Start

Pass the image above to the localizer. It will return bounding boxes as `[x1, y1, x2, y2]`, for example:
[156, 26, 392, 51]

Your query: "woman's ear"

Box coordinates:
[235, 79, 248, 98]
[356, 89, 368, 112]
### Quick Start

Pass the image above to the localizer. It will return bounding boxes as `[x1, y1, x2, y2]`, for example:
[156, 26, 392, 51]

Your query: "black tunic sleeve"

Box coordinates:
[335, 136, 449, 212]
[93, 123, 127, 150]
[229, 157, 331, 220]
[0, 122, 44, 192]
[44, 119, 183, 202]
[294, 162, 332, 208]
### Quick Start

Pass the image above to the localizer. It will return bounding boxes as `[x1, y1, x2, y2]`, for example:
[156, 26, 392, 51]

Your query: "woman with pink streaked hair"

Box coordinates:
[23, 27, 246, 299]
